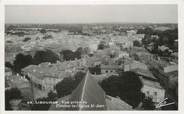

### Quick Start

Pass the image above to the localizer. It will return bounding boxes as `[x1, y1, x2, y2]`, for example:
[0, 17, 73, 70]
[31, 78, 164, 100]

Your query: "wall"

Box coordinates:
[164, 65, 178, 73]
[141, 85, 165, 103]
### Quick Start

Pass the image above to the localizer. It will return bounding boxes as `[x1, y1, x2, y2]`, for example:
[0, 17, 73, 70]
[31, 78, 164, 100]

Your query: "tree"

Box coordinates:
[98, 41, 108, 50]
[15, 32, 25, 37]
[31, 97, 51, 110]
[98, 43, 105, 50]
[60, 50, 75, 61]
[13, 53, 33, 73]
[100, 71, 144, 108]
[142, 34, 152, 46]
[48, 91, 57, 101]
[18, 98, 32, 110]
[5, 61, 13, 69]
[158, 28, 178, 51]
[74, 71, 85, 82]
[133, 40, 141, 47]
[142, 97, 155, 110]
[68, 26, 82, 34]
[83, 47, 90, 55]
[75, 47, 83, 59]
[23, 37, 31, 42]
[5, 88, 22, 110]
[131, 53, 139, 61]
[55, 77, 75, 98]
[5, 25, 16, 33]
[55, 72, 85, 98]
[43, 35, 53, 40]
[60, 48, 84, 61]
[40, 29, 46, 34]
[30, 91, 58, 110]
[33, 49, 60, 65]
[137, 27, 154, 35]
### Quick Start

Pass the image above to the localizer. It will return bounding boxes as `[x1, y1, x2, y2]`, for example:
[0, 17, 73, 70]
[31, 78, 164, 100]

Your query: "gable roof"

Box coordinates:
[139, 77, 163, 89]
[69, 71, 107, 110]
[131, 68, 157, 80]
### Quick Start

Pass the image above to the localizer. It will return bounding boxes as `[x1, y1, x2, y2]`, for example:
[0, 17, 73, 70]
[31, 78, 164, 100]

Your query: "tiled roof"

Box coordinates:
[131, 68, 157, 80]
[69, 71, 107, 110]
[101, 65, 121, 70]
[22, 62, 71, 79]
[139, 77, 163, 89]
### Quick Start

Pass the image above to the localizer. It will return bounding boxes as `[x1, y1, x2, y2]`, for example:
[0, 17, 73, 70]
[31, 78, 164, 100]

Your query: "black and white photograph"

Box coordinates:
[4, 3, 179, 111]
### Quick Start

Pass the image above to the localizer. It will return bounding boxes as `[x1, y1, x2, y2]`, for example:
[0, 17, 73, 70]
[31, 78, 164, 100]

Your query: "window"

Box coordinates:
[154, 92, 157, 96]
[146, 91, 150, 95]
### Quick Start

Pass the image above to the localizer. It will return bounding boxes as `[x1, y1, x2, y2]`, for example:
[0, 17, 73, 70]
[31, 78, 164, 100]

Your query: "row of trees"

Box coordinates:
[6, 49, 60, 74]
[60, 49, 81, 61]
[5, 46, 88, 74]
[140, 27, 178, 54]
[60, 47, 90, 61]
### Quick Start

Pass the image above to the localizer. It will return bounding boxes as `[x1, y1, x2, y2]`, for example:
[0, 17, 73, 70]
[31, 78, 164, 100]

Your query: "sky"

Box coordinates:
[5, 5, 178, 24]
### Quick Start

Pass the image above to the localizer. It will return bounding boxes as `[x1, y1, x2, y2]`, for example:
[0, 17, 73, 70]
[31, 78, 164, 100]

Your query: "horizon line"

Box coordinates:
[5, 22, 178, 25]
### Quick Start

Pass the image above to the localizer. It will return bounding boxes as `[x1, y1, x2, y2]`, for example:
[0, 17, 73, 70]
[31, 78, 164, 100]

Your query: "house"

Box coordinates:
[128, 33, 145, 41]
[136, 34, 145, 41]
[86, 56, 102, 67]
[127, 30, 137, 37]
[22, 64, 62, 91]
[89, 43, 98, 52]
[171, 52, 178, 59]
[118, 51, 129, 58]
[151, 35, 159, 39]
[163, 64, 178, 73]
[5, 74, 33, 99]
[131, 68, 165, 104]
[134, 51, 154, 62]
[122, 41, 134, 49]
[139, 77, 165, 103]
[158, 45, 169, 52]
[5, 67, 12, 77]
[22, 62, 78, 92]
[111, 36, 133, 49]
[154, 26, 170, 31]
[49, 71, 132, 110]
[124, 60, 148, 72]
[101, 65, 121, 75]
